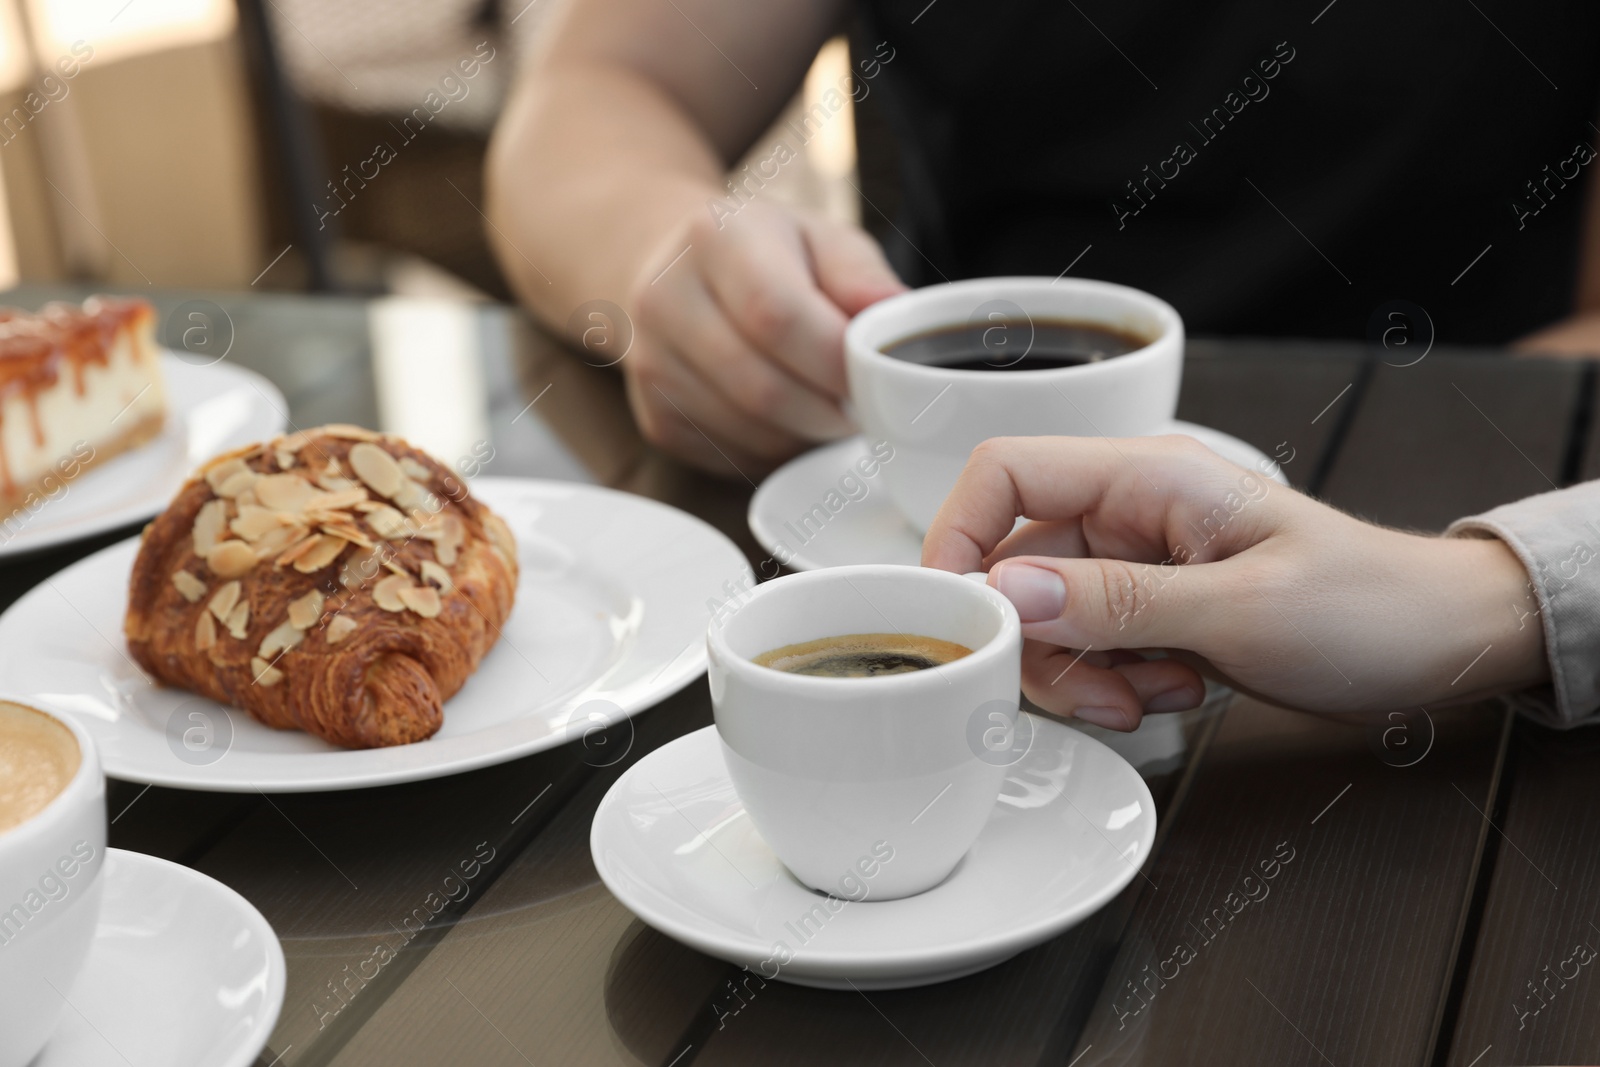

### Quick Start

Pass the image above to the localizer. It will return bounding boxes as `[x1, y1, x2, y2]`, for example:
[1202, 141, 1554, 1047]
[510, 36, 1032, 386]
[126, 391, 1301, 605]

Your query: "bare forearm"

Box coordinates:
[485, 65, 725, 328]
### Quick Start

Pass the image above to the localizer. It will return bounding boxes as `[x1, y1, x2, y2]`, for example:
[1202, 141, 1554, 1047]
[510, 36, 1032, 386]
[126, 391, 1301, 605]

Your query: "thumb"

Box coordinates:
[800, 215, 907, 317]
[989, 555, 1222, 651]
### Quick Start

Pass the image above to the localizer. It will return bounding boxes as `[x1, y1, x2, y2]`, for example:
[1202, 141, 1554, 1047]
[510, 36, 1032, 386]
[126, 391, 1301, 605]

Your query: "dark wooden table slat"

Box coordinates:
[1441, 718, 1600, 1065]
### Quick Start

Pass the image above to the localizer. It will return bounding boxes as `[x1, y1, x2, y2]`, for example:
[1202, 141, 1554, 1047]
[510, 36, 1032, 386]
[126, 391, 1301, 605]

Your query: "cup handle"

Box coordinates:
[961, 571, 990, 585]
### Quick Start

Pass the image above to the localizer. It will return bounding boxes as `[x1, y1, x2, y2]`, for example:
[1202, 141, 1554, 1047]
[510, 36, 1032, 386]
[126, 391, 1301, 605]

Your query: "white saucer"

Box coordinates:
[749, 423, 1290, 571]
[0, 354, 288, 559]
[36, 848, 284, 1067]
[0, 478, 751, 791]
[590, 718, 1156, 990]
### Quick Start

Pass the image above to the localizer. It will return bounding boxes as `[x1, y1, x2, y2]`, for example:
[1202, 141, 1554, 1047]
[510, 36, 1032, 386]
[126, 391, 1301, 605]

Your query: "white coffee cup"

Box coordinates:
[708, 564, 1022, 900]
[0, 701, 107, 1067]
[845, 276, 1185, 531]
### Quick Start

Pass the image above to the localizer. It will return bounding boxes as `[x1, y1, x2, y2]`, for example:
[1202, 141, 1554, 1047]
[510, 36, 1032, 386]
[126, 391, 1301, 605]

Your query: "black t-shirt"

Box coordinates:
[852, 0, 1600, 343]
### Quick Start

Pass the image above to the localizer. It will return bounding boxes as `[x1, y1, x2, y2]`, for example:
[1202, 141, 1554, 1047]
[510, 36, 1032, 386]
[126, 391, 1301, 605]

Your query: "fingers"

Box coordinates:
[800, 213, 906, 316]
[1019, 642, 1206, 732]
[922, 436, 1167, 574]
[623, 347, 803, 478]
[989, 552, 1226, 652]
[922, 434, 1282, 574]
[626, 206, 901, 468]
[699, 212, 856, 398]
[986, 518, 1088, 566]
[647, 277, 854, 442]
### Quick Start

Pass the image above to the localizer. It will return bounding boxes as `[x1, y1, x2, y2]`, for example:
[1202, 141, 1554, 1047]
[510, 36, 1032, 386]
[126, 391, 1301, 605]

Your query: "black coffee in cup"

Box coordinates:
[753, 632, 972, 678]
[882, 318, 1151, 371]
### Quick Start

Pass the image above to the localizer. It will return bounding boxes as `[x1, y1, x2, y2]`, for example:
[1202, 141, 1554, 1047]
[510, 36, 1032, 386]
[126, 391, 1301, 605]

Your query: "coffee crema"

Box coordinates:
[753, 632, 973, 678]
[882, 317, 1151, 372]
[0, 701, 79, 834]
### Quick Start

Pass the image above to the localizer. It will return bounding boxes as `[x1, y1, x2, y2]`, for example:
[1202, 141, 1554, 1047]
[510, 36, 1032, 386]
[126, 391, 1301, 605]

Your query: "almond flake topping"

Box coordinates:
[217, 470, 259, 498]
[418, 514, 465, 567]
[399, 457, 432, 482]
[420, 560, 454, 592]
[250, 656, 284, 687]
[325, 615, 359, 644]
[204, 457, 250, 494]
[255, 473, 317, 511]
[259, 619, 303, 660]
[207, 540, 257, 578]
[192, 499, 228, 557]
[307, 487, 370, 512]
[293, 534, 347, 573]
[394, 480, 434, 511]
[230, 505, 290, 541]
[340, 547, 381, 590]
[350, 442, 404, 498]
[172, 570, 206, 602]
[225, 602, 250, 640]
[364, 504, 410, 540]
[195, 611, 217, 650]
[252, 524, 306, 559]
[275, 534, 321, 568]
[320, 523, 374, 549]
[398, 585, 442, 618]
[208, 580, 242, 622]
[373, 573, 411, 612]
[287, 590, 324, 630]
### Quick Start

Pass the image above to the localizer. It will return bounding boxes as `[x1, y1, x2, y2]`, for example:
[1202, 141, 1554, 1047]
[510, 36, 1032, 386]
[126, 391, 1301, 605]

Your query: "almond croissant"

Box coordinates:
[124, 425, 518, 748]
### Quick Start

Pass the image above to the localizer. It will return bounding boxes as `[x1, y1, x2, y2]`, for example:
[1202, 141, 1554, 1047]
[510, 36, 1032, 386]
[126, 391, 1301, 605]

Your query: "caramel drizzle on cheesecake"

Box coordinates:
[0, 297, 155, 499]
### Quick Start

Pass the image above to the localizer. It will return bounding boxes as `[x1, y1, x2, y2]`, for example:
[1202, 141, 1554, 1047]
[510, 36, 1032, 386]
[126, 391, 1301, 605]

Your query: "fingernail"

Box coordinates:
[1146, 687, 1203, 713]
[995, 564, 1066, 623]
[1073, 706, 1132, 731]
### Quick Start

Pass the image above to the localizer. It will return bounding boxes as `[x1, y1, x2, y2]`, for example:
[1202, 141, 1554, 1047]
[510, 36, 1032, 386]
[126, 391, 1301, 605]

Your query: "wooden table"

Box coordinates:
[4, 287, 1598, 1067]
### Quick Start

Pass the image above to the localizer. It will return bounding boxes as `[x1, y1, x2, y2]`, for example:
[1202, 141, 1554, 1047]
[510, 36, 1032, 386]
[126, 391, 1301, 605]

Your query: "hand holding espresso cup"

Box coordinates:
[623, 201, 906, 474]
[921, 435, 1550, 730]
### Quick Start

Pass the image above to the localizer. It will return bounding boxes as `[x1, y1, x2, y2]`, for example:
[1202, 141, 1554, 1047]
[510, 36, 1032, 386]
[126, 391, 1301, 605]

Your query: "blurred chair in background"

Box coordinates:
[0, 0, 262, 290]
[0, 0, 861, 302]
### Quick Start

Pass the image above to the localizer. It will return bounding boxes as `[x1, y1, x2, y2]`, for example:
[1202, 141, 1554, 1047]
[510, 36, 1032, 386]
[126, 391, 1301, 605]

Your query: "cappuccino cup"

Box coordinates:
[0, 700, 107, 1067]
[845, 276, 1184, 531]
[708, 565, 1022, 900]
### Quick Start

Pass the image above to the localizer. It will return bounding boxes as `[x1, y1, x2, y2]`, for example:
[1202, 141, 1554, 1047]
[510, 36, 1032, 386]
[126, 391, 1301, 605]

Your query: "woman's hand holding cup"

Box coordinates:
[921, 435, 1550, 731]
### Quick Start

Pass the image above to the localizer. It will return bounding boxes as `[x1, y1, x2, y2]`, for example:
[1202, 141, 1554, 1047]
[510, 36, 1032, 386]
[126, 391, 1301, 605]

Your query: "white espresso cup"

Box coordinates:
[0, 701, 107, 1067]
[708, 564, 1022, 901]
[846, 276, 1185, 531]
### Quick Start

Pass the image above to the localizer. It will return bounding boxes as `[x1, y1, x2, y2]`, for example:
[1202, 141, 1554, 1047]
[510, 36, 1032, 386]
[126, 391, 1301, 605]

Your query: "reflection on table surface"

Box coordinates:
[0, 284, 766, 567]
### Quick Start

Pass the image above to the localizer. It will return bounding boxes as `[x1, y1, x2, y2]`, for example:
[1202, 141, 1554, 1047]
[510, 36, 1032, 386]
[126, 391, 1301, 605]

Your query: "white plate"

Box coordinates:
[749, 422, 1291, 571]
[35, 848, 284, 1067]
[0, 354, 288, 559]
[0, 478, 751, 791]
[590, 718, 1156, 990]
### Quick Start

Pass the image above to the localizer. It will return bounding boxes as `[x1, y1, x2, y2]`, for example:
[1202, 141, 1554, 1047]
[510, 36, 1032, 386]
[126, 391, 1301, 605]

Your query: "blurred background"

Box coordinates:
[0, 0, 865, 300]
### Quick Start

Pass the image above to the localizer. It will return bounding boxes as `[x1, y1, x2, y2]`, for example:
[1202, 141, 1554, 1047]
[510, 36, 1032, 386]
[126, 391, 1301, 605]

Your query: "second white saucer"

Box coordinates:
[35, 848, 285, 1067]
[590, 718, 1156, 990]
[749, 423, 1289, 571]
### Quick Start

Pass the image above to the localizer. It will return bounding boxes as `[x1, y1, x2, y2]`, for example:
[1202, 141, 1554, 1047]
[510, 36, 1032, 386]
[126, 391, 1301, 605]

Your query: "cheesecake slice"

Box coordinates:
[0, 297, 167, 514]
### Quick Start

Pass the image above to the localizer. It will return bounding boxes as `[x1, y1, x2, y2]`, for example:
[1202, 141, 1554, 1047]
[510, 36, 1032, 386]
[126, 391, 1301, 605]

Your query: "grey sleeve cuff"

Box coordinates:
[1445, 480, 1600, 728]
